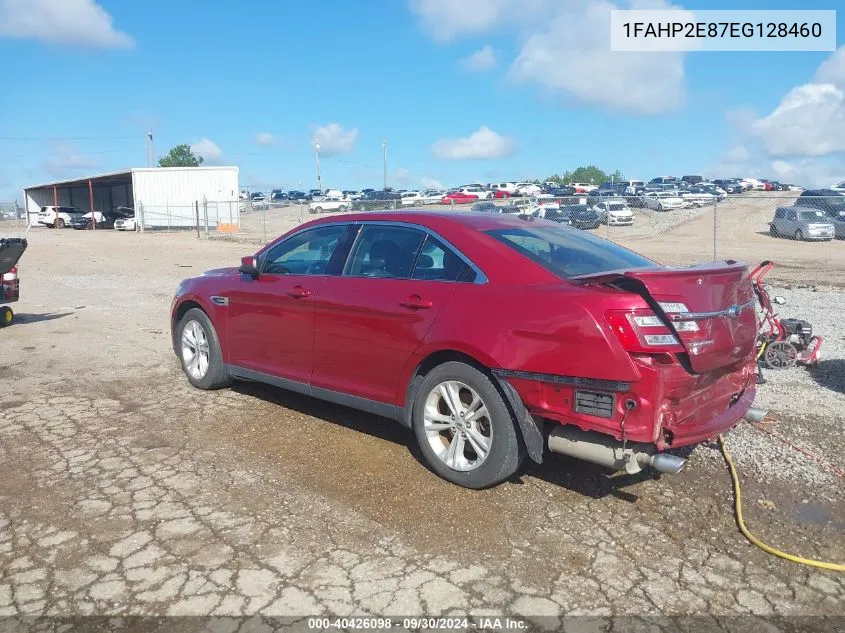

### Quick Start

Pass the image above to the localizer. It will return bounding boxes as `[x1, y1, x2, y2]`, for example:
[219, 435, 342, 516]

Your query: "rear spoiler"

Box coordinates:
[0, 238, 27, 276]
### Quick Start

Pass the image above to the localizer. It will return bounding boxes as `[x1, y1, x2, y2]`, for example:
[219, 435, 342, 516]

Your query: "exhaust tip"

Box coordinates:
[650, 453, 687, 475]
[743, 407, 768, 424]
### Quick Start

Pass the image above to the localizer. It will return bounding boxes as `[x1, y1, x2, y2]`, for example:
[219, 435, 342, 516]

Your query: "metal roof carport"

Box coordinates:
[23, 171, 134, 229]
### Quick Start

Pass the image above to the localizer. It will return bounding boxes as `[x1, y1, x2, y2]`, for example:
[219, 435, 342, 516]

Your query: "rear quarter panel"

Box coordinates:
[401, 282, 642, 393]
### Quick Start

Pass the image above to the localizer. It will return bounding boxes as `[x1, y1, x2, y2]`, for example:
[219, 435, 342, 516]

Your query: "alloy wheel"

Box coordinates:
[181, 319, 210, 380]
[423, 380, 493, 472]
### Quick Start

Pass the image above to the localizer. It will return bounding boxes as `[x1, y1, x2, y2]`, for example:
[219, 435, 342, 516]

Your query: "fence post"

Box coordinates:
[138, 202, 145, 232]
[712, 196, 717, 261]
[263, 204, 268, 243]
[195, 201, 200, 239]
[203, 199, 209, 238]
[166, 203, 171, 232]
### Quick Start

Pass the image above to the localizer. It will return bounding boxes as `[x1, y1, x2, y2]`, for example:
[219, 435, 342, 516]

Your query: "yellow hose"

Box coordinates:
[718, 435, 845, 572]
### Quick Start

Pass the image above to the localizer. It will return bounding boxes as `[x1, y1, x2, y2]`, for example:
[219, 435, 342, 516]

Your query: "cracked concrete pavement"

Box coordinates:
[0, 230, 843, 627]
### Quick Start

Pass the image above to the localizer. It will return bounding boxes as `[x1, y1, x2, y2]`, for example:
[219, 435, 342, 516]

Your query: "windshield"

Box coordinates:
[486, 225, 655, 278]
[608, 203, 627, 211]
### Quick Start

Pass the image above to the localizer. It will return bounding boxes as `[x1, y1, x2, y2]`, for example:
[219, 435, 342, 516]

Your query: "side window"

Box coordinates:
[774, 209, 785, 219]
[262, 224, 347, 275]
[786, 210, 797, 221]
[345, 225, 426, 279]
[411, 236, 476, 282]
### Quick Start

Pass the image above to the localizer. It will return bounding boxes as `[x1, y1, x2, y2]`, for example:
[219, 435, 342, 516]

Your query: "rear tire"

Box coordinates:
[794, 229, 803, 241]
[176, 308, 232, 390]
[769, 224, 778, 236]
[412, 361, 525, 489]
[55, 218, 65, 229]
[0, 306, 12, 326]
[312, 206, 323, 214]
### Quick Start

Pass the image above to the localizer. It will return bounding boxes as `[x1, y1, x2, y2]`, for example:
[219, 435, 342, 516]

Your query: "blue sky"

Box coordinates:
[1, 0, 844, 199]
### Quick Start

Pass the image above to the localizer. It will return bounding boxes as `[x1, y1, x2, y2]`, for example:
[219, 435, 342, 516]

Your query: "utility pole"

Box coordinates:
[382, 140, 388, 190]
[314, 142, 322, 192]
[146, 131, 154, 167]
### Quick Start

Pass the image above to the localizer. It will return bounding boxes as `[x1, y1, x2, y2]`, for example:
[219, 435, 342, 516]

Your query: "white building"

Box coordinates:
[23, 166, 240, 230]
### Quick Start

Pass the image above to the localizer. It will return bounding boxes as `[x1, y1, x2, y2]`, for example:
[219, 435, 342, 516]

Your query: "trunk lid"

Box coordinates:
[576, 261, 757, 374]
[0, 238, 28, 276]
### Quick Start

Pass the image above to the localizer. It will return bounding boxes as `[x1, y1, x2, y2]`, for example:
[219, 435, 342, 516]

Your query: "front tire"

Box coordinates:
[55, 218, 65, 228]
[0, 306, 13, 326]
[177, 308, 231, 390]
[412, 362, 525, 489]
[794, 229, 803, 241]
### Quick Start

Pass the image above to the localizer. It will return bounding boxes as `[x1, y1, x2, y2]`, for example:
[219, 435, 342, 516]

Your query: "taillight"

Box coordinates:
[606, 309, 685, 352]
[2, 266, 17, 282]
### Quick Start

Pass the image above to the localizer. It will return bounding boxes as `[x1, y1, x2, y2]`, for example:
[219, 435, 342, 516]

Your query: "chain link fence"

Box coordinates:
[0, 201, 26, 231]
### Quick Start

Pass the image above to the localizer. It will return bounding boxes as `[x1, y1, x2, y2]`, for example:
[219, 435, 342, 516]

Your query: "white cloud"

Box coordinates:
[312, 123, 358, 156]
[0, 0, 133, 48]
[410, 0, 686, 115]
[461, 45, 496, 71]
[190, 138, 224, 165]
[255, 132, 276, 146]
[751, 83, 845, 157]
[509, 0, 686, 115]
[814, 45, 845, 88]
[432, 126, 517, 160]
[743, 46, 845, 159]
[393, 168, 413, 186]
[421, 176, 445, 190]
[724, 146, 750, 163]
[41, 141, 99, 179]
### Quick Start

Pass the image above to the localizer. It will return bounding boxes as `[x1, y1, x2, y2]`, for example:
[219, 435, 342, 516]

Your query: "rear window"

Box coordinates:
[798, 210, 825, 221]
[486, 225, 655, 279]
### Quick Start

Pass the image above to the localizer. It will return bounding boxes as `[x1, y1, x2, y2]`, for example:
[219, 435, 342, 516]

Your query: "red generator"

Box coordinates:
[0, 238, 27, 326]
[750, 260, 823, 377]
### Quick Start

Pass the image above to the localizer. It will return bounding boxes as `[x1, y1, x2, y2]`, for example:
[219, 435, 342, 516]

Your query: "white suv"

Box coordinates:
[460, 186, 493, 199]
[37, 206, 85, 228]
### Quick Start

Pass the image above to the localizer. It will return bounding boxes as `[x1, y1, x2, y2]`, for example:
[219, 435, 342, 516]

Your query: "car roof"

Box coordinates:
[300, 210, 543, 231]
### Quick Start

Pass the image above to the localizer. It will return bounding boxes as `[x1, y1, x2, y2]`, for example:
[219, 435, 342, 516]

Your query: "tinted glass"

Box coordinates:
[487, 225, 655, 278]
[263, 225, 347, 275]
[411, 236, 476, 282]
[345, 225, 426, 278]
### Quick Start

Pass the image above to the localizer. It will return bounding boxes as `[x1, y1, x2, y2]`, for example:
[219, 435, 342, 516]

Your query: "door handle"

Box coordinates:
[399, 294, 432, 310]
[287, 286, 310, 299]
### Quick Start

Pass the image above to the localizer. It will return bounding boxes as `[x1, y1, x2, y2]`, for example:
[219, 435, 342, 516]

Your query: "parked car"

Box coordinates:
[270, 190, 289, 202]
[829, 180, 845, 193]
[794, 189, 845, 211]
[713, 179, 743, 194]
[643, 191, 684, 212]
[681, 175, 704, 185]
[400, 191, 424, 207]
[471, 202, 498, 213]
[547, 186, 577, 197]
[343, 190, 363, 200]
[308, 189, 324, 200]
[71, 210, 129, 230]
[618, 180, 645, 195]
[679, 188, 716, 207]
[593, 201, 634, 225]
[545, 204, 601, 230]
[569, 182, 597, 194]
[741, 178, 765, 191]
[420, 190, 445, 205]
[309, 196, 349, 214]
[488, 182, 518, 197]
[441, 191, 479, 205]
[250, 192, 267, 202]
[114, 212, 137, 231]
[351, 190, 403, 211]
[172, 211, 760, 488]
[288, 191, 309, 201]
[460, 186, 493, 200]
[769, 207, 835, 240]
[37, 205, 85, 228]
[514, 183, 543, 197]
[649, 177, 677, 185]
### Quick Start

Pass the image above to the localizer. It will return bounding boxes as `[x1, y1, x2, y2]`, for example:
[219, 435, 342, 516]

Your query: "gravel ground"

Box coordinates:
[0, 225, 842, 625]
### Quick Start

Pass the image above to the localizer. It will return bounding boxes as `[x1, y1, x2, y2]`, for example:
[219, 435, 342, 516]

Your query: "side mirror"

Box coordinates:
[773, 296, 786, 305]
[239, 256, 260, 278]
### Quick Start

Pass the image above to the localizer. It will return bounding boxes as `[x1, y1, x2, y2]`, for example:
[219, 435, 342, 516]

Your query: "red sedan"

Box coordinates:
[440, 192, 478, 204]
[493, 189, 511, 199]
[171, 212, 761, 488]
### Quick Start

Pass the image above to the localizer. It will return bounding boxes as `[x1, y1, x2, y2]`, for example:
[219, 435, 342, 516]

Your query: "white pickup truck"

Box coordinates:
[308, 196, 351, 214]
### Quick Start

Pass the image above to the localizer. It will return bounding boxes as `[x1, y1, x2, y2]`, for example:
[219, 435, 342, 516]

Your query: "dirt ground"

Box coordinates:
[0, 218, 843, 627]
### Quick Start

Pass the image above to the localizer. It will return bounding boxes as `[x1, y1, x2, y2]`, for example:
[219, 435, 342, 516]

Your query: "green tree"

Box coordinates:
[158, 144, 204, 167]
[546, 166, 625, 185]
